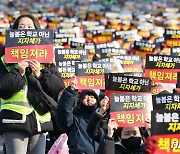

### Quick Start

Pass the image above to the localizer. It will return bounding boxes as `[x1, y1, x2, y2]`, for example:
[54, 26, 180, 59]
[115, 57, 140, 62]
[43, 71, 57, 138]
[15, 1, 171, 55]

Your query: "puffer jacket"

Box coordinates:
[56, 86, 99, 154]
[0, 46, 65, 135]
[86, 107, 109, 143]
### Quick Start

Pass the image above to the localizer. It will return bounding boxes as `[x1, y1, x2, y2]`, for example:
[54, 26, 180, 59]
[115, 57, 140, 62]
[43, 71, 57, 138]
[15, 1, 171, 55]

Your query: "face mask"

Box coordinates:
[121, 136, 141, 152]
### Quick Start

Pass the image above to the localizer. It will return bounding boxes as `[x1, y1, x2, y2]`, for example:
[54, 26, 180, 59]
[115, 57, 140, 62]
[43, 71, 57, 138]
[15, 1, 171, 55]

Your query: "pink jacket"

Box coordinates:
[48, 133, 69, 154]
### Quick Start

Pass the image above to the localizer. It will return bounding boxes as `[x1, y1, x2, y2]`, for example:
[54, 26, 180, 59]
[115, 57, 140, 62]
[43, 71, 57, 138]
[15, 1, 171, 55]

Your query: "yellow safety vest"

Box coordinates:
[1, 56, 51, 122]
[1, 89, 33, 115]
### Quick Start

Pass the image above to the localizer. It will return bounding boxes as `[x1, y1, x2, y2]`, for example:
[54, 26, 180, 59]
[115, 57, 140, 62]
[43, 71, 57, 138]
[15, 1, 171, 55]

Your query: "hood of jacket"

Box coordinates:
[78, 89, 100, 107]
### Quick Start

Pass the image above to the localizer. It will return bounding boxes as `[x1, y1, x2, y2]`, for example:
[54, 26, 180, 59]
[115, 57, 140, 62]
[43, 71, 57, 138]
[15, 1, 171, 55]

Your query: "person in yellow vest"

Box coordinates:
[0, 14, 65, 154]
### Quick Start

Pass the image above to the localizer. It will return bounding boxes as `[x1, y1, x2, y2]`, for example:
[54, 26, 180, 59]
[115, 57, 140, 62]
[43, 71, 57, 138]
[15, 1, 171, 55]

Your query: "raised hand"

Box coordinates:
[70, 75, 78, 91]
[99, 96, 109, 115]
[107, 118, 119, 137]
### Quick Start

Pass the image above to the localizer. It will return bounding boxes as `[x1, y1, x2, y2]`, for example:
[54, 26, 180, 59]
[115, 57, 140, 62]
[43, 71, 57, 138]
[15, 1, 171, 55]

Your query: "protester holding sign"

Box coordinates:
[87, 95, 157, 154]
[0, 14, 65, 154]
[56, 75, 100, 154]
[96, 119, 146, 154]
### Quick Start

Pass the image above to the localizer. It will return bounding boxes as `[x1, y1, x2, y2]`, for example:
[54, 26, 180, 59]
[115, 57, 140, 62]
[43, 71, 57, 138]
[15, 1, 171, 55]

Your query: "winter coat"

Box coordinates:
[86, 108, 109, 143]
[56, 86, 99, 154]
[87, 109, 147, 154]
[0, 46, 65, 135]
[96, 136, 146, 154]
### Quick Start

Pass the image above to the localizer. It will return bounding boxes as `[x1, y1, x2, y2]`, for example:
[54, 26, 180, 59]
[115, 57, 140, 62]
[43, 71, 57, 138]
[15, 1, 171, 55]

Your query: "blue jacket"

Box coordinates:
[56, 87, 99, 154]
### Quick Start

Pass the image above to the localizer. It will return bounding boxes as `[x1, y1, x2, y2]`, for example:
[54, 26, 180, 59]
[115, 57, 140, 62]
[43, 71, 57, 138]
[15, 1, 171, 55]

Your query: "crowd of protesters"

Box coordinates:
[0, 0, 179, 154]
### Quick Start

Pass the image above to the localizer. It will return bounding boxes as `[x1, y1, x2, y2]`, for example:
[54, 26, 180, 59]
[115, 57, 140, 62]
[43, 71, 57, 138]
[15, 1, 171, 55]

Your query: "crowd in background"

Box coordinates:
[0, 0, 179, 154]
